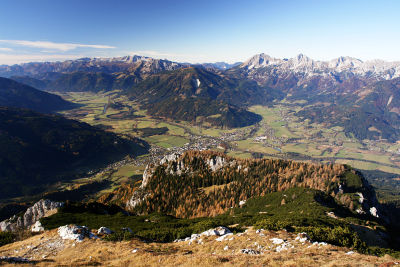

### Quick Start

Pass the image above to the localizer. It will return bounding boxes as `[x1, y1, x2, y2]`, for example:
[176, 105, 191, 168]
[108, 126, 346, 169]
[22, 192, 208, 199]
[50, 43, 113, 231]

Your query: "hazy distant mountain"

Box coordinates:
[0, 77, 74, 113]
[0, 55, 187, 78]
[12, 72, 115, 92]
[5, 56, 191, 92]
[201, 61, 241, 70]
[237, 53, 400, 80]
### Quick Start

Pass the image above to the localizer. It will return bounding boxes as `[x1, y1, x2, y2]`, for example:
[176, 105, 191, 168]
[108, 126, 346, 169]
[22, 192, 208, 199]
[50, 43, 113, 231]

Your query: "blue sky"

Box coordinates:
[0, 0, 400, 64]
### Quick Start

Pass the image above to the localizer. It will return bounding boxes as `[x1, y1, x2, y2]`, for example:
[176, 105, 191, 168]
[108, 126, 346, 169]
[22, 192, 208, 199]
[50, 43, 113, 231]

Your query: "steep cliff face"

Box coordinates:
[126, 151, 383, 219]
[0, 199, 63, 232]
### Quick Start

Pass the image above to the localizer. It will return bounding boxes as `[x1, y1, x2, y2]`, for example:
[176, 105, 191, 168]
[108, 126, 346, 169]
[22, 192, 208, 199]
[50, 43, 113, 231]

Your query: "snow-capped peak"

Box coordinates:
[241, 53, 281, 69]
[240, 53, 400, 80]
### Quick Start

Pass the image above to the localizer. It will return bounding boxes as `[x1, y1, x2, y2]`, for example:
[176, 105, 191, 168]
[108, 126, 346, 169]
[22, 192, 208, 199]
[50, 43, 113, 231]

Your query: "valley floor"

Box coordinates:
[0, 228, 397, 267]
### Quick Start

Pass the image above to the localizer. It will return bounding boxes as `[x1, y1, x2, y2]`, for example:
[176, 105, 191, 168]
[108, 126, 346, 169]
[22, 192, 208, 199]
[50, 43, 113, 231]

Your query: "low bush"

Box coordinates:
[0, 232, 15, 247]
[297, 226, 367, 250]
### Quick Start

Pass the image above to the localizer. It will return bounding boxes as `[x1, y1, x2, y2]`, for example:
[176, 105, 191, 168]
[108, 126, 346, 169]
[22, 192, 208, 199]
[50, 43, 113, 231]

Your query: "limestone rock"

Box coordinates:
[240, 249, 260, 255]
[160, 153, 181, 165]
[295, 232, 310, 243]
[97, 227, 113, 235]
[58, 225, 97, 242]
[141, 164, 154, 188]
[370, 207, 379, 218]
[31, 221, 44, 232]
[174, 226, 232, 242]
[23, 199, 63, 228]
[0, 199, 63, 232]
[126, 189, 149, 209]
[200, 226, 232, 236]
[270, 238, 285, 245]
[206, 156, 227, 171]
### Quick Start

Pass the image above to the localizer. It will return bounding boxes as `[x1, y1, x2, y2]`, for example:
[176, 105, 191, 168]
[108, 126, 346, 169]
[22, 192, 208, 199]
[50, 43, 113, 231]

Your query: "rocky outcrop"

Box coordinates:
[0, 199, 63, 232]
[206, 156, 227, 171]
[141, 164, 154, 189]
[141, 153, 183, 189]
[126, 188, 149, 209]
[174, 226, 232, 243]
[159, 153, 181, 165]
[58, 225, 97, 242]
[31, 221, 44, 232]
[97, 227, 113, 235]
[200, 226, 232, 236]
[352, 178, 384, 220]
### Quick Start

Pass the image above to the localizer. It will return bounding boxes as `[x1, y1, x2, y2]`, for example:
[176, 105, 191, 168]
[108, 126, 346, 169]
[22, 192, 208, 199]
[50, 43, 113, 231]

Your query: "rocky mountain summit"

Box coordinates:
[239, 53, 400, 80]
[226, 53, 400, 101]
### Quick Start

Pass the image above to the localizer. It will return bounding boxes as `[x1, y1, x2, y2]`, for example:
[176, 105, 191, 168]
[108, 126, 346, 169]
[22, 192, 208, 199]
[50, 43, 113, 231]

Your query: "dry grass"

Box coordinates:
[0, 228, 398, 267]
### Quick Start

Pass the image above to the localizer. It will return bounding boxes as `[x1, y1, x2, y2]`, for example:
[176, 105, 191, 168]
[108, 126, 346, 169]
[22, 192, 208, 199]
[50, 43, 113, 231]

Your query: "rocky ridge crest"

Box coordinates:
[0, 199, 63, 232]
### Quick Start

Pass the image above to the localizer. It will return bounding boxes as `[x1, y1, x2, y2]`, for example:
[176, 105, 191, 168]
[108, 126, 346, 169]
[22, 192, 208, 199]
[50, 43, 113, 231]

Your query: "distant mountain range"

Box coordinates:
[2, 53, 400, 141]
[237, 53, 400, 79]
[7, 56, 188, 92]
[200, 61, 242, 70]
[3, 53, 400, 81]
[0, 55, 186, 78]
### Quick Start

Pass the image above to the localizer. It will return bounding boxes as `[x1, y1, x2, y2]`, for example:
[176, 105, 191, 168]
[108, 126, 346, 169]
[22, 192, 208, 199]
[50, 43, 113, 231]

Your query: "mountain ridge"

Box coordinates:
[0, 55, 187, 78]
[238, 53, 400, 79]
[0, 77, 75, 113]
[0, 106, 148, 200]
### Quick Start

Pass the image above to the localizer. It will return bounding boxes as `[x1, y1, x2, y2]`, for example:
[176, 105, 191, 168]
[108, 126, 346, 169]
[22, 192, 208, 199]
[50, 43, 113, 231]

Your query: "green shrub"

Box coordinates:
[254, 219, 294, 231]
[103, 231, 135, 242]
[0, 232, 15, 247]
[297, 225, 367, 251]
[191, 219, 217, 233]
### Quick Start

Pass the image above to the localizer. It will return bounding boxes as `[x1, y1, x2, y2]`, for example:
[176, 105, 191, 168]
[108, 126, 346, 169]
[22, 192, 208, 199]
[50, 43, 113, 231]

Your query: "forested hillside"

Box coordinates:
[0, 77, 74, 113]
[0, 107, 148, 200]
[131, 151, 376, 218]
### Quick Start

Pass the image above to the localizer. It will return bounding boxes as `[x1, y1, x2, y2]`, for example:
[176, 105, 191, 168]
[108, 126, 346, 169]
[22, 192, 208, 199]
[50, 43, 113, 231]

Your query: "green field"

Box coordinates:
[144, 135, 189, 148]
